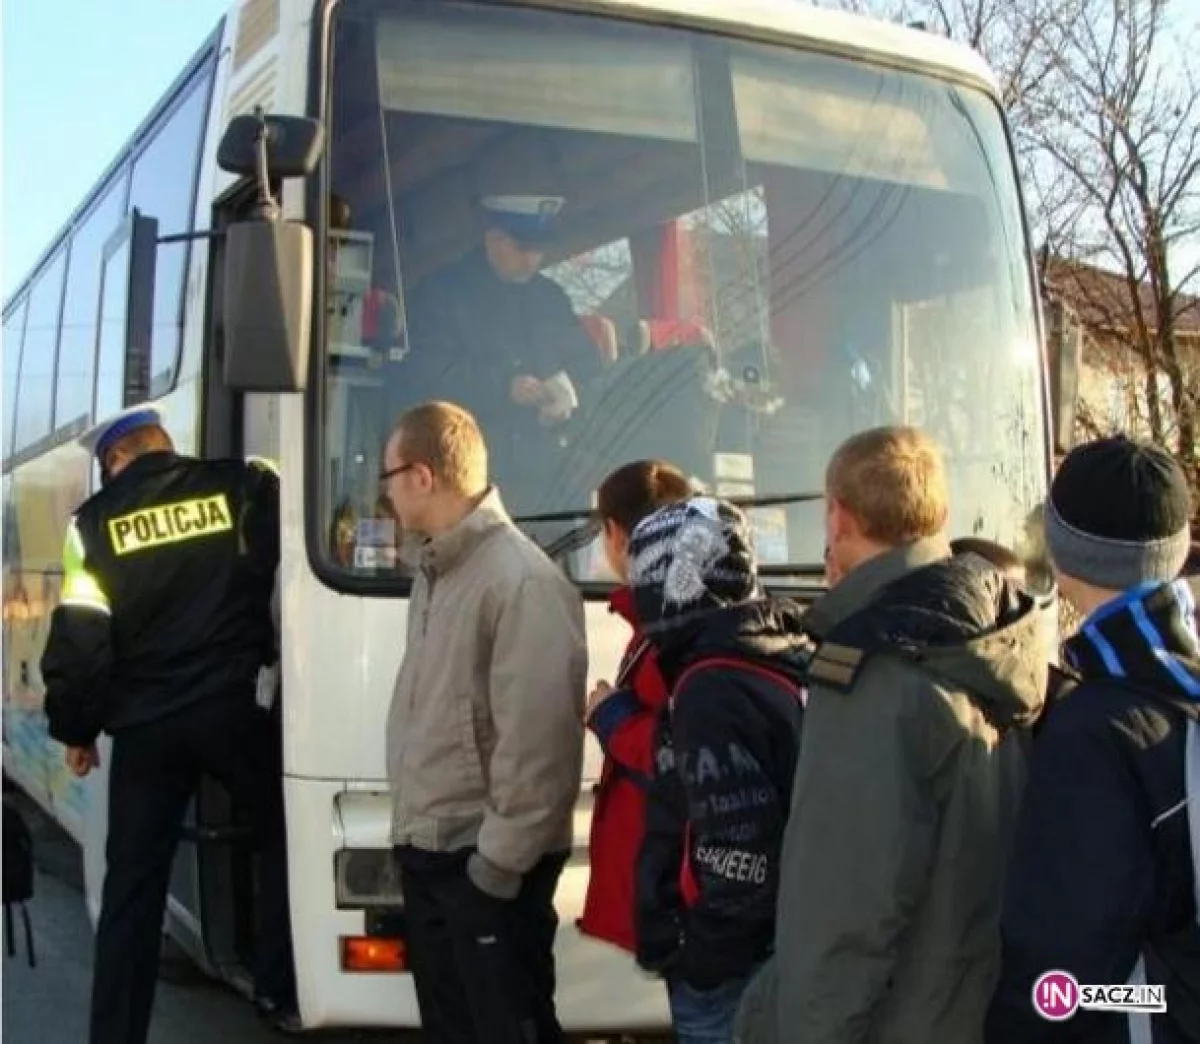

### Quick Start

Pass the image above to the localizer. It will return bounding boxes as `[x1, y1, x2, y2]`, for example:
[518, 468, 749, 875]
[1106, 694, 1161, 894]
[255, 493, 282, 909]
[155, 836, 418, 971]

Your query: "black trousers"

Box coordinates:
[399, 848, 569, 1044]
[89, 696, 295, 1044]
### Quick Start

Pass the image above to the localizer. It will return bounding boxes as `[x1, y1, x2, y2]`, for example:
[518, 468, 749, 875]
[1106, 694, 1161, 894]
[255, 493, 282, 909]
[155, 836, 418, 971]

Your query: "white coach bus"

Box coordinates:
[2, 0, 1054, 1033]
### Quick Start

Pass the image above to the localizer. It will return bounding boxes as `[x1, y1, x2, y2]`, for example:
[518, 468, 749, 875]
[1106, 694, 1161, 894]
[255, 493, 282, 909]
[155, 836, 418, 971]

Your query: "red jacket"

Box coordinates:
[579, 586, 670, 953]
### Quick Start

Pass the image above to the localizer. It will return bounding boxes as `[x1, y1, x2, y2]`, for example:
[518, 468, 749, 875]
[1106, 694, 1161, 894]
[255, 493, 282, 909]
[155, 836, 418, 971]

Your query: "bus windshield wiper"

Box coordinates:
[512, 491, 824, 527]
[513, 492, 825, 562]
[725, 491, 824, 510]
[541, 518, 603, 560]
[759, 562, 827, 577]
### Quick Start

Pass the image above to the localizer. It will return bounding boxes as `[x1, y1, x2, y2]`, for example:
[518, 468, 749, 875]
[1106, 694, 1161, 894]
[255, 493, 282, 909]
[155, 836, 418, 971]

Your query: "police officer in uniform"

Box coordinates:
[40, 404, 297, 1042]
[405, 195, 604, 509]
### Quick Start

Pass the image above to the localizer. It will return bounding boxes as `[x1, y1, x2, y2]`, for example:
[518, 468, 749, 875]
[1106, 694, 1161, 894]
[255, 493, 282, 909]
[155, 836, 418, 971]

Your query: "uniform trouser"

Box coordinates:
[399, 849, 569, 1044]
[89, 696, 295, 1044]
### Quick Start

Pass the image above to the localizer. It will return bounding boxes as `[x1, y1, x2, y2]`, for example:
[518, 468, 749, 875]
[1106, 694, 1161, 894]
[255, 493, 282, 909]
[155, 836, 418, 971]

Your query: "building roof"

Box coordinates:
[1042, 257, 1200, 340]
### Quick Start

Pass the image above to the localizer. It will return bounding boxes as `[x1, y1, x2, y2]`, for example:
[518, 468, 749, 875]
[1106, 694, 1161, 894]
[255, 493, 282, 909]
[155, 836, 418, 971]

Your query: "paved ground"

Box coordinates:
[1, 793, 398, 1043]
[2, 794, 659, 1043]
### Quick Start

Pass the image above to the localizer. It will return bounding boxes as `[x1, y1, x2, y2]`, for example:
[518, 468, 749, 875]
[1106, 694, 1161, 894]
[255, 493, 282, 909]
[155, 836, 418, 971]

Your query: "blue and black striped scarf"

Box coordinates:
[1064, 578, 1200, 702]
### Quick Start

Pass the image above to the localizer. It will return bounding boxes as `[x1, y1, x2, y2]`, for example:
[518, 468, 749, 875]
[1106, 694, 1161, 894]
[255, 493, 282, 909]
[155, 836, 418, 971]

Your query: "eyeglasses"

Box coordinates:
[379, 462, 416, 482]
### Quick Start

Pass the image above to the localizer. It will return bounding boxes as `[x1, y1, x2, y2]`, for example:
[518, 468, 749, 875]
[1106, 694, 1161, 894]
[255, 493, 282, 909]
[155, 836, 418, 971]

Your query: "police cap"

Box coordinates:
[480, 195, 564, 246]
[78, 403, 167, 461]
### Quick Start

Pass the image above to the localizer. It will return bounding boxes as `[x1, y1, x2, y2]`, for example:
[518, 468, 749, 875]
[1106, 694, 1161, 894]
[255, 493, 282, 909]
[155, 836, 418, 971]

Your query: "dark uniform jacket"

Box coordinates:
[635, 598, 809, 990]
[405, 249, 602, 506]
[987, 578, 1200, 1044]
[41, 451, 279, 746]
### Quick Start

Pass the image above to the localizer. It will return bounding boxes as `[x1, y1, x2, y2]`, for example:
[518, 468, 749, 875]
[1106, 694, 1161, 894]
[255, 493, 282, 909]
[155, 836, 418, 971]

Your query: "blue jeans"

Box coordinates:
[667, 974, 753, 1044]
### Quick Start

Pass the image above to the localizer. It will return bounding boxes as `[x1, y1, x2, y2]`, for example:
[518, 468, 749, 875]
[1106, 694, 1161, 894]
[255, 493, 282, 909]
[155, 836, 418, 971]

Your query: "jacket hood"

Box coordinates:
[609, 585, 637, 625]
[655, 597, 812, 688]
[1064, 577, 1200, 714]
[812, 543, 1052, 729]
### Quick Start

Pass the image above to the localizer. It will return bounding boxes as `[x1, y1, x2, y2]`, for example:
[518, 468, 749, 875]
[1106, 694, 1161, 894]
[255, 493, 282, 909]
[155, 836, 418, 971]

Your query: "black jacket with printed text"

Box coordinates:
[635, 599, 809, 989]
[41, 451, 279, 746]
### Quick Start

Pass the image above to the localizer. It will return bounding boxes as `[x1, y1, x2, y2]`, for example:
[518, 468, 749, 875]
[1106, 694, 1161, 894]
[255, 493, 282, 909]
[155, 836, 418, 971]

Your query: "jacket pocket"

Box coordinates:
[455, 695, 488, 795]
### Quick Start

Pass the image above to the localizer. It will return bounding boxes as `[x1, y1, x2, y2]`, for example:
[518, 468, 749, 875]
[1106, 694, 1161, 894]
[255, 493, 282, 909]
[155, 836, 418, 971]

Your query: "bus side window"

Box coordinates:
[55, 172, 128, 435]
[13, 249, 67, 455]
[127, 57, 214, 397]
[3, 298, 28, 462]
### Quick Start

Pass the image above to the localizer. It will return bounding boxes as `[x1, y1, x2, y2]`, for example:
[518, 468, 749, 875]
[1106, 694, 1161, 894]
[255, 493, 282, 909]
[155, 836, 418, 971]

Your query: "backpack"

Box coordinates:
[2, 798, 37, 967]
[670, 656, 807, 909]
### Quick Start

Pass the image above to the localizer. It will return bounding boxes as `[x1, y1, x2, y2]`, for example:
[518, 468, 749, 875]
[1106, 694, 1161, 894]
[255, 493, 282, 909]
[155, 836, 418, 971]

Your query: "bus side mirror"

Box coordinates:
[223, 221, 313, 392]
[104, 211, 159, 407]
[217, 112, 323, 181]
[217, 109, 323, 393]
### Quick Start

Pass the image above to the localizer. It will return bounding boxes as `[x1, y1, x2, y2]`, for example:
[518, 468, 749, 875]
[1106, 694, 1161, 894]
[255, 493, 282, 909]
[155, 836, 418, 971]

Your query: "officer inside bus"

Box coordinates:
[39, 404, 298, 1042]
[405, 194, 604, 508]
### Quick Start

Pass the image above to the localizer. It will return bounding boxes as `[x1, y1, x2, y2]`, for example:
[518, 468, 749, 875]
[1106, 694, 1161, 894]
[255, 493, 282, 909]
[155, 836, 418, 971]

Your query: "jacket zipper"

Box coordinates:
[399, 568, 437, 837]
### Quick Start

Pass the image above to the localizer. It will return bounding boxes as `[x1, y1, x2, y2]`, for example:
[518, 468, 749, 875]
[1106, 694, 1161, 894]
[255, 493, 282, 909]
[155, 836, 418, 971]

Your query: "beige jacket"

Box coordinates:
[386, 489, 586, 898]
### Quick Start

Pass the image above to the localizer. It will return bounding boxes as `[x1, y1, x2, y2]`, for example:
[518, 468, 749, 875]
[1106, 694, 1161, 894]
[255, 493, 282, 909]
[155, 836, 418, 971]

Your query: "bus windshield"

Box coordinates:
[318, 0, 1046, 585]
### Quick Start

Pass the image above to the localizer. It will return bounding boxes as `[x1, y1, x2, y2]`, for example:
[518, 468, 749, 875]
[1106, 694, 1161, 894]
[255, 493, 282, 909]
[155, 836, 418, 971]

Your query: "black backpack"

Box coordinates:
[2, 798, 36, 967]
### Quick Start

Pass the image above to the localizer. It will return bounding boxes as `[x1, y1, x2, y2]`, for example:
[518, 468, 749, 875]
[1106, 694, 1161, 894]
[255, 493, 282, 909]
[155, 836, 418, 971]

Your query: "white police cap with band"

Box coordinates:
[480, 195, 564, 245]
[78, 403, 167, 461]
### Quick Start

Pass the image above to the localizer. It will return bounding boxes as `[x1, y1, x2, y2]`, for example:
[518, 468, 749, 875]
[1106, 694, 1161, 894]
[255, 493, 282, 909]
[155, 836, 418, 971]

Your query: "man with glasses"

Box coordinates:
[380, 400, 587, 1044]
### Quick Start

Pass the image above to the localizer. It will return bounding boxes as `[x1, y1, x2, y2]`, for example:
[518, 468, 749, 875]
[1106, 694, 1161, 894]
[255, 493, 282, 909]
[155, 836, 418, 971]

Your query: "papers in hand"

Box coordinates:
[540, 371, 579, 423]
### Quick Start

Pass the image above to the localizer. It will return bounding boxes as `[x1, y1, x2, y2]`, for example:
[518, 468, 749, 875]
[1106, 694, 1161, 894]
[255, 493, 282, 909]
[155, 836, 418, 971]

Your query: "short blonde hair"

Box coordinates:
[393, 401, 487, 494]
[827, 426, 948, 545]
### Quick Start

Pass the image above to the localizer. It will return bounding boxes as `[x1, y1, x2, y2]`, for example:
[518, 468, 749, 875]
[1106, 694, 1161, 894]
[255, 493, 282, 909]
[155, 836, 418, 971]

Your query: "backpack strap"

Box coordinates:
[806, 641, 869, 692]
[1188, 717, 1200, 926]
[674, 655, 806, 705]
[1114, 688, 1198, 1040]
[670, 655, 805, 911]
[805, 621, 1023, 737]
[804, 604, 903, 694]
[615, 638, 653, 689]
[18, 903, 34, 968]
[1125, 956, 1153, 1044]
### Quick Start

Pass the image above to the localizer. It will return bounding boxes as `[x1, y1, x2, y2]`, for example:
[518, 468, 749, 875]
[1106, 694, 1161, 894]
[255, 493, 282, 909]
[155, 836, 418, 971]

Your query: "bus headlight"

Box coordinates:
[334, 848, 404, 909]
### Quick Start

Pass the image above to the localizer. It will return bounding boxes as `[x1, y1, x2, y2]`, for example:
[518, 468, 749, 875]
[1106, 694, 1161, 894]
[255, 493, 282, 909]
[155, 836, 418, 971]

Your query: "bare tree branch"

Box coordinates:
[837, 0, 1199, 472]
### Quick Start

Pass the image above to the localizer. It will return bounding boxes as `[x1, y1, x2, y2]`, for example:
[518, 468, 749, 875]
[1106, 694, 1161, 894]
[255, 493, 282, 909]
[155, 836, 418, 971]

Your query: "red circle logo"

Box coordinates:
[1032, 970, 1080, 1021]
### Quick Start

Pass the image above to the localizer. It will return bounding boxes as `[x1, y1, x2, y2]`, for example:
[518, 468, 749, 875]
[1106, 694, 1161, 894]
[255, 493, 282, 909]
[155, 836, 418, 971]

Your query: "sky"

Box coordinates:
[1, 0, 230, 300]
[2, 0, 1199, 302]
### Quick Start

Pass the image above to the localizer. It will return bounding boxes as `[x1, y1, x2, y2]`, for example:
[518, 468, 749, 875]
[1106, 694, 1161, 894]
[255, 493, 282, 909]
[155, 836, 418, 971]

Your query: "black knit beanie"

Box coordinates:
[1046, 436, 1192, 589]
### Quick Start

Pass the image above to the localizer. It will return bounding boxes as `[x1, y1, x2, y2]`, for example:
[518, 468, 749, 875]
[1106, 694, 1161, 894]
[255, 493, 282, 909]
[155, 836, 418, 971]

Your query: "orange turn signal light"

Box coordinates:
[340, 935, 407, 973]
